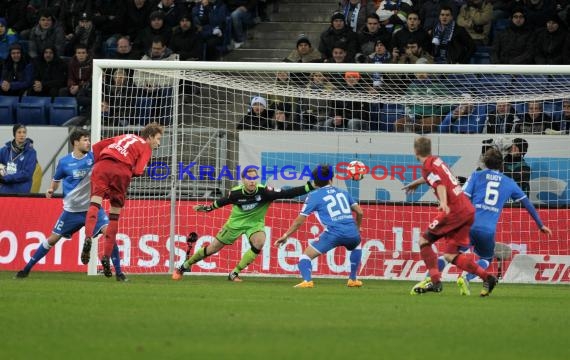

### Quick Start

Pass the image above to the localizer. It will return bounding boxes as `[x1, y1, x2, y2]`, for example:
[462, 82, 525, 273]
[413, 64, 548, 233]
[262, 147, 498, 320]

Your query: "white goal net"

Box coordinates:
[90, 61, 570, 284]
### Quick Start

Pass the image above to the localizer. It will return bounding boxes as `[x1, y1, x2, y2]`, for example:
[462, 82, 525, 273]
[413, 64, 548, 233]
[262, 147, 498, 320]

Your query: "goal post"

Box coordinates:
[89, 60, 570, 283]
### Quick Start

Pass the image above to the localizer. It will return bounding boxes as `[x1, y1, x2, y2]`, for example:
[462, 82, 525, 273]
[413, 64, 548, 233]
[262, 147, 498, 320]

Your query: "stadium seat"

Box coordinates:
[444, 74, 477, 95]
[16, 96, 51, 125]
[512, 75, 549, 94]
[0, 96, 19, 125]
[50, 97, 79, 126]
[475, 74, 513, 96]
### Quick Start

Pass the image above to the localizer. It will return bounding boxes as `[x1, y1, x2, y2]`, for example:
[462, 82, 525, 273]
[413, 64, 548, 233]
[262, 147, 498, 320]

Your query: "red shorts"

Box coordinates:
[90, 158, 132, 208]
[424, 205, 475, 254]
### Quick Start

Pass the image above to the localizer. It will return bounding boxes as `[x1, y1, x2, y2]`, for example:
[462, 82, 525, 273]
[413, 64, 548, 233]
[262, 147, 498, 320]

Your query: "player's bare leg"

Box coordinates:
[172, 238, 225, 280]
[229, 231, 265, 282]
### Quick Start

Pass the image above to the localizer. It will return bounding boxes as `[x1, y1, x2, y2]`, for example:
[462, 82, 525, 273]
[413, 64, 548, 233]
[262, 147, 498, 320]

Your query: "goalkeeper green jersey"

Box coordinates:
[212, 183, 313, 230]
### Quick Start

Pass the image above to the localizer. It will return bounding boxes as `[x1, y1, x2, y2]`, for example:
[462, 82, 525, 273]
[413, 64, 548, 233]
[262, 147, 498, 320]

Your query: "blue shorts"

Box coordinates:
[469, 228, 495, 260]
[52, 208, 109, 238]
[309, 231, 361, 254]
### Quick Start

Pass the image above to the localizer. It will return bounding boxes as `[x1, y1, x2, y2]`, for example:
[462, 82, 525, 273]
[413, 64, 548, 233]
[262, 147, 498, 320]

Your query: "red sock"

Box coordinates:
[420, 244, 441, 283]
[103, 214, 120, 257]
[85, 203, 100, 238]
[453, 253, 488, 280]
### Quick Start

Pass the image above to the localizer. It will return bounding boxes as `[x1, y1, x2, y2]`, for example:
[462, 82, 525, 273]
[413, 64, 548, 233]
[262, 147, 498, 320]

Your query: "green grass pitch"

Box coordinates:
[1, 272, 569, 360]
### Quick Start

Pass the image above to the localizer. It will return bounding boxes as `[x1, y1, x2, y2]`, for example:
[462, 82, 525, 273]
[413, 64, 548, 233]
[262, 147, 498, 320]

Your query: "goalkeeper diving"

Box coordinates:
[172, 167, 315, 281]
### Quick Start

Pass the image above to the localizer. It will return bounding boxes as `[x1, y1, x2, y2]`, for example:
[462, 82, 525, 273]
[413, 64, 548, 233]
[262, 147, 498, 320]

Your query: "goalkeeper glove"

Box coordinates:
[194, 204, 214, 212]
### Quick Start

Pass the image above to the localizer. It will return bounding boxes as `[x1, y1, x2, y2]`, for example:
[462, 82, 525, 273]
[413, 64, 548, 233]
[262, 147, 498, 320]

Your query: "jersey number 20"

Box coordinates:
[323, 193, 351, 218]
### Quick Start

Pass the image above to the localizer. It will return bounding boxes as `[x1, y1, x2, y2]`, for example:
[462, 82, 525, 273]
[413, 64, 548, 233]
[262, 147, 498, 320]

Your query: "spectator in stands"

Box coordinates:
[59, 44, 93, 114]
[375, 0, 414, 33]
[491, 8, 534, 64]
[491, 0, 516, 21]
[192, 0, 229, 60]
[420, 0, 459, 32]
[321, 72, 370, 131]
[358, 13, 392, 55]
[0, 17, 19, 62]
[125, 0, 154, 42]
[60, 0, 93, 35]
[431, 5, 476, 63]
[486, 101, 519, 133]
[561, 99, 570, 133]
[134, 10, 172, 54]
[92, 0, 126, 56]
[133, 36, 178, 90]
[227, 0, 258, 49]
[515, 100, 554, 134]
[368, 39, 394, 89]
[155, 0, 185, 28]
[503, 137, 531, 196]
[284, 34, 322, 63]
[342, 0, 375, 33]
[237, 96, 273, 130]
[268, 71, 298, 130]
[170, 13, 203, 60]
[299, 72, 335, 129]
[0, 43, 33, 97]
[28, 9, 66, 59]
[28, 46, 67, 98]
[533, 14, 567, 64]
[565, 33, 570, 64]
[1, 0, 35, 34]
[457, 0, 493, 46]
[325, 43, 351, 64]
[102, 69, 134, 126]
[112, 36, 141, 60]
[391, 11, 431, 55]
[0, 124, 38, 195]
[393, 38, 434, 64]
[438, 95, 487, 133]
[64, 12, 102, 57]
[319, 11, 359, 61]
[526, 0, 557, 30]
[394, 70, 452, 133]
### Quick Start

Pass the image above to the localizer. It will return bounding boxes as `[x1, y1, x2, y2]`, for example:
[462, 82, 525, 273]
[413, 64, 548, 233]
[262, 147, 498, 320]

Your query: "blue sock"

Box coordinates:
[111, 244, 122, 275]
[23, 242, 51, 273]
[349, 249, 362, 280]
[466, 259, 490, 282]
[298, 256, 312, 281]
[424, 256, 447, 278]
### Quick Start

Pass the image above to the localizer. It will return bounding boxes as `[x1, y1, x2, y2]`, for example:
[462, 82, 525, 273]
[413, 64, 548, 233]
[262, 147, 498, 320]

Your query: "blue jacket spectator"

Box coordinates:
[0, 124, 38, 194]
[0, 17, 19, 61]
[1, 43, 33, 96]
[193, 0, 229, 60]
[438, 102, 487, 133]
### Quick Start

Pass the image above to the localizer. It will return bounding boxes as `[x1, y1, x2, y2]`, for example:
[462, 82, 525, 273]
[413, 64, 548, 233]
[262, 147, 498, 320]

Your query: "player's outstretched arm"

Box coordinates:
[266, 181, 315, 201]
[274, 215, 307, 247]
[402, 177, 426, 195]
[520, 197, 550, 235]
[540, 225, 552, 236]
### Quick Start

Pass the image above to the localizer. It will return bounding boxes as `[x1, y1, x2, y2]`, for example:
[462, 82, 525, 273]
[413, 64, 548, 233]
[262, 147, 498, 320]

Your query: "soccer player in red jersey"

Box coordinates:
[81, 122, 163, 277]
[403, 136, 497, 296]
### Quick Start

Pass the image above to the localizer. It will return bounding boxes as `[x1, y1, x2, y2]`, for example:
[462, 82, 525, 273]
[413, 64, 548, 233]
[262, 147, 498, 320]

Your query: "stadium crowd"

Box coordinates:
[0, 0, 569, 133]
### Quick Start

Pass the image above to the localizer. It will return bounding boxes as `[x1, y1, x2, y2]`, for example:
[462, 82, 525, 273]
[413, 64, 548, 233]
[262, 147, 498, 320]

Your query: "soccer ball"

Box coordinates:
[346, 160, 366, 181]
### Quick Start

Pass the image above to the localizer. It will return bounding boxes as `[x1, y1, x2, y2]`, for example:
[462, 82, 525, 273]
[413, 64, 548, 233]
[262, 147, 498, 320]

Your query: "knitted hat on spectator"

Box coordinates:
[0, 17, 7, 28]
[377, 11, 391, 22]
[296, 34, 311, 47]
[79, 12, 92, 21]
[9, 43, 22, 52]
[344, 72, 361, 80]
[251, 96, 267, 108]
[511, 7, 525, 17]
[546, 13, 562, 25]
[150, 11, 165, 21]
[375, 39, 386, 47]
[331, 11, 345, 23]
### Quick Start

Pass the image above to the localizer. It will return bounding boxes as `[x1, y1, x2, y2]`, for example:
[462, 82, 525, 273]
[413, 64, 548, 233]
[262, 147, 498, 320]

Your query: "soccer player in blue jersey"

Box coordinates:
[15, 129, 127, 281]
[274, 165, 364, 288]
[413, 148, 551, 296]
